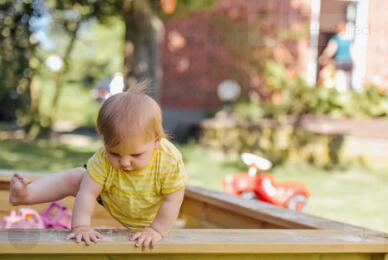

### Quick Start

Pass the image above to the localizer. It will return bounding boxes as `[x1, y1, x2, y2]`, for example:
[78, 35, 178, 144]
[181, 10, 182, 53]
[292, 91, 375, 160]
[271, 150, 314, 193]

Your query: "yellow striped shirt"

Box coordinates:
[87, 138, 187, 230]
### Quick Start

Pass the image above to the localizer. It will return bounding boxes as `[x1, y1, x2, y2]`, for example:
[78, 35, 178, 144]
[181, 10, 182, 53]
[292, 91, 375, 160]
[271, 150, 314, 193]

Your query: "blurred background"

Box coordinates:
[0, 0, 387, 232]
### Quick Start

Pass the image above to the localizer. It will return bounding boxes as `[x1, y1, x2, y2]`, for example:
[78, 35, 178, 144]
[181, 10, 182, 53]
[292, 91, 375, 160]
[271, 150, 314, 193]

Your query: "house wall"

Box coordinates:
[161, 0, 388, 137]
[365, 0, 388, 88]
[161, 0, 311, 134]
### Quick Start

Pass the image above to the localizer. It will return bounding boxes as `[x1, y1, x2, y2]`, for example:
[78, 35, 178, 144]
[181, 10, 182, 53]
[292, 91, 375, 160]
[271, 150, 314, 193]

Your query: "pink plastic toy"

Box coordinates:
[1, 201, 71, 229]
[1, 208, 45, 229]
[40, 201, 72, 229]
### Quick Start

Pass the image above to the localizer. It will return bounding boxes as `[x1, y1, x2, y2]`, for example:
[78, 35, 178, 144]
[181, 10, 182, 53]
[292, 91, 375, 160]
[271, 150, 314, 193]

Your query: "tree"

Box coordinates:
[0, 0, 44, 127]
[0, 0, 212, 137]
[120, 0, 213, 100]
[40, 0, 120, 135]
[0, 0, 121, 137]
[121, 0, 174, 101]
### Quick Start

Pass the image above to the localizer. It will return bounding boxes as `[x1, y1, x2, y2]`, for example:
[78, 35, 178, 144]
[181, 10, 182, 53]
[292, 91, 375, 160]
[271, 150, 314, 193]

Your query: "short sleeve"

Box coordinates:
[87, 148, 109, 186]
[160, 154, 188, 195]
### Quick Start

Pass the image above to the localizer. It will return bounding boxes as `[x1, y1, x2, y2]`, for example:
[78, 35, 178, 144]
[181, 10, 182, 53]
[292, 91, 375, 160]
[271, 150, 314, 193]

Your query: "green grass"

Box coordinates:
[37, 81, 100, 129]
[0, 139, 101, 172]
[273, 164, 388, 233]
[179, 143, 388, 233]
[1, 139, 387, 232]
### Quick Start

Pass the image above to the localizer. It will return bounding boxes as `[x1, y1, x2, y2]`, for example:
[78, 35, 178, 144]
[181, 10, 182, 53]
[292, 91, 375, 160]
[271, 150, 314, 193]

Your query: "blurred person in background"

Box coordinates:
[319, 22, 354, 93]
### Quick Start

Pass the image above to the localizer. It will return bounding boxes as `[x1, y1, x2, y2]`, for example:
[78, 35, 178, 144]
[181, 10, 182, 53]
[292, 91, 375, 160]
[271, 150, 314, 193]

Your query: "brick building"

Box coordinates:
[161, 0, 310, 135]
[161, 0, 388, 136]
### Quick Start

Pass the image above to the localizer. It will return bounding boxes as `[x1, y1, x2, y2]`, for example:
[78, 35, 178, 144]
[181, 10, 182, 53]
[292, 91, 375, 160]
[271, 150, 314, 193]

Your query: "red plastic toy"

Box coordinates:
[222, 153, 310, 212]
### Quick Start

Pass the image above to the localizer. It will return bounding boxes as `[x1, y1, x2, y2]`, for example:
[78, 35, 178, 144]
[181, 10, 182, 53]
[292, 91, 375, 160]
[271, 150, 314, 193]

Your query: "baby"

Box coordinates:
[9, 85, 187, 249]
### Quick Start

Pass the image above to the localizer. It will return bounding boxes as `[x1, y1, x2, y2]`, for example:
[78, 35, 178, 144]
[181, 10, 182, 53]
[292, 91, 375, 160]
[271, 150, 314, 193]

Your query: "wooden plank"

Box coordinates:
[0, 253, 385, 260]
[0, 229, 387, 254]
[1, 171, 388, 258]
[181, 197, 265, 228]
[178, 214, 220, 228]
[184, 186, 372, 231]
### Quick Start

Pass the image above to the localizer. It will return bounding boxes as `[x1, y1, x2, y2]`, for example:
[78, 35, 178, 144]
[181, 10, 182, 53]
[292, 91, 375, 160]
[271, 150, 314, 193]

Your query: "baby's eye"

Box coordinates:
[110, 152, 120, 157]
[132, 153, 143, 157]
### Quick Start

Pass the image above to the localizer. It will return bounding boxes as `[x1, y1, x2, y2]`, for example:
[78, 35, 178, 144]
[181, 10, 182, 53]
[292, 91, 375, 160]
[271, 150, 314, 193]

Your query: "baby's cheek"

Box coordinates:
[136, 159, 148, 169]
[107, 157, 119, 168]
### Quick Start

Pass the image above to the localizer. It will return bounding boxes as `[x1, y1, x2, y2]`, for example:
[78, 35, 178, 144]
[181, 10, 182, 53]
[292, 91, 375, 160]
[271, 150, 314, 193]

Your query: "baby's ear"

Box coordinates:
[154, 137, 161, 147]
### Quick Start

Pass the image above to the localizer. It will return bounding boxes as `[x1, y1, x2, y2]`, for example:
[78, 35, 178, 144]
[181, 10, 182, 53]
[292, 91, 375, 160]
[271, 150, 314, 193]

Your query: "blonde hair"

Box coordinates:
[97, 83, 165, 147]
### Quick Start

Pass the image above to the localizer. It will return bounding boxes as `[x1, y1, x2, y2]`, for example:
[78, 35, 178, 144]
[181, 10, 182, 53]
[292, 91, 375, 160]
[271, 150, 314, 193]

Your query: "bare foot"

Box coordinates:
[9, 173, 29, 205]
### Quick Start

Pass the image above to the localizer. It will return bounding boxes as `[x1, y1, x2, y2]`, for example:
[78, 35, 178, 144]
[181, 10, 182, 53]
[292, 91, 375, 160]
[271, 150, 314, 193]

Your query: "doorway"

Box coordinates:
[309, 0, 368, 91]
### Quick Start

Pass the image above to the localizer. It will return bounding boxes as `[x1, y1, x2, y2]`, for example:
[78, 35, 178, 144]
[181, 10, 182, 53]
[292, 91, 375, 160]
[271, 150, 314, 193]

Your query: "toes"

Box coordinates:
[14, 173, 27, 186]
[11, 174, 18, 184]
[9, 173, 28, 205]
[9, 196, 19, 206]
[11, 175, 27, 190]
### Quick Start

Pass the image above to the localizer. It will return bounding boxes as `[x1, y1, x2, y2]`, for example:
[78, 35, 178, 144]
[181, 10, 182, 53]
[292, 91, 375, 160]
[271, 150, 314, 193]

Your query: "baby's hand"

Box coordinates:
[67, 225, 103, 246]
[129, 227, 163, 250]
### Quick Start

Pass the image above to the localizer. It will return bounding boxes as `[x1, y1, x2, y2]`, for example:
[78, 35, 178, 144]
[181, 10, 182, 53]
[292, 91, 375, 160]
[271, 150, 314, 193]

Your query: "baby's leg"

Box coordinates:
[9, 167, 86, 206]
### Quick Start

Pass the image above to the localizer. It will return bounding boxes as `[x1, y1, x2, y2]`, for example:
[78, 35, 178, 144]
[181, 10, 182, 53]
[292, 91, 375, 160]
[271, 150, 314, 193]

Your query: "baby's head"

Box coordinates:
[97, 87, 165, 172]
[336, 22, 346, 34]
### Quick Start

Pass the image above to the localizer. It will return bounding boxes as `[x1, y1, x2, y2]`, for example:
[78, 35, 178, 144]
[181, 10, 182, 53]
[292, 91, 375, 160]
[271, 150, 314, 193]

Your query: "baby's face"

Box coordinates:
[104, 137, 160, 172]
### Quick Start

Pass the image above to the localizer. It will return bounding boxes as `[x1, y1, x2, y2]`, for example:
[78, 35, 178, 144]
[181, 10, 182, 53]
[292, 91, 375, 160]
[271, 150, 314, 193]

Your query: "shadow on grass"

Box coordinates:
[0, 139, 99, 173]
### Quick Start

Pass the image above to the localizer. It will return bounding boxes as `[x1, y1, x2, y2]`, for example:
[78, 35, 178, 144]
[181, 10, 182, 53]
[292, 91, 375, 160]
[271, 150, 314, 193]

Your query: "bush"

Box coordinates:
[234, 61, 388, 120]
[201, 61, 388, 167]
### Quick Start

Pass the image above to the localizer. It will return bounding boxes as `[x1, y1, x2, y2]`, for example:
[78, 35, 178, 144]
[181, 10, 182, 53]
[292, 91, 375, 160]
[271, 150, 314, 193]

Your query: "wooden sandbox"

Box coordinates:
[0, 171, 387, 259]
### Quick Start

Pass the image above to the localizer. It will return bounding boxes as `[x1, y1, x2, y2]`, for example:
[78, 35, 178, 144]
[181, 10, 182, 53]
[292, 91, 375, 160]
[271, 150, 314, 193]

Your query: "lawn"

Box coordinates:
[0, 138, 100, 172]
[1, 137, 387, 233]
[180, 143, 388, 233]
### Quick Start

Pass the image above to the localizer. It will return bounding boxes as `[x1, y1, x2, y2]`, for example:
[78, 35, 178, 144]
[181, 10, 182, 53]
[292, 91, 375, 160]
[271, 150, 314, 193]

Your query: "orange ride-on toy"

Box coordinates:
[222, 153, 310, 212]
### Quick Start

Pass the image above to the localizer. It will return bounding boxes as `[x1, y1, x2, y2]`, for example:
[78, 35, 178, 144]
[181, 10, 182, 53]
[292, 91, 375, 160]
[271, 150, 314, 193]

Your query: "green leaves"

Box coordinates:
[234, 61, 388, 120]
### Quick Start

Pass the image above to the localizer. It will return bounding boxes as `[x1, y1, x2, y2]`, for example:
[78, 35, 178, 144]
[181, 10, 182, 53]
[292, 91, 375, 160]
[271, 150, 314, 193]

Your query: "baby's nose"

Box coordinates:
[120, 157, 131, 167]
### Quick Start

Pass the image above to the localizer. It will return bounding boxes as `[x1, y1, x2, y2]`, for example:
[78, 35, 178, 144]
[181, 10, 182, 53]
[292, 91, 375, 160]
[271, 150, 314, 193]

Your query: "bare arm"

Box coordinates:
[319, 39, 338, 65]
[129, 187, 185, 249]
[151, 187, 185, 236]
[67, 173, 103, 245]
[72, 173, 102, 227]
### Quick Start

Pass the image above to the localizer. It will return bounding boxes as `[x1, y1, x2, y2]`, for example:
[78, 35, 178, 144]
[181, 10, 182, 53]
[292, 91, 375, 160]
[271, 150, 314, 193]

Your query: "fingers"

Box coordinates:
[95, 231, 103, 240]
[89, 232, 100, 243]
[67, 226, 103, 246]
[66, 233, 75, 240]
[68, 233, 96, 246]
[76, 233, 83, 244]
[135, 234, 145, 247]
[142, 237, 152, 250]
[130, 232, 160, 250]
[129, 232, 141, 241]
[83, 235, 92, 246]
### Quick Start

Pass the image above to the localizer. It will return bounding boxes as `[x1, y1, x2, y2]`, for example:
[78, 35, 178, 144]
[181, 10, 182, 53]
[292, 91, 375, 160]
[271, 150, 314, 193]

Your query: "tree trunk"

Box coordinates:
[122, 0, 164, 102]
[49, 21, 80, 124]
